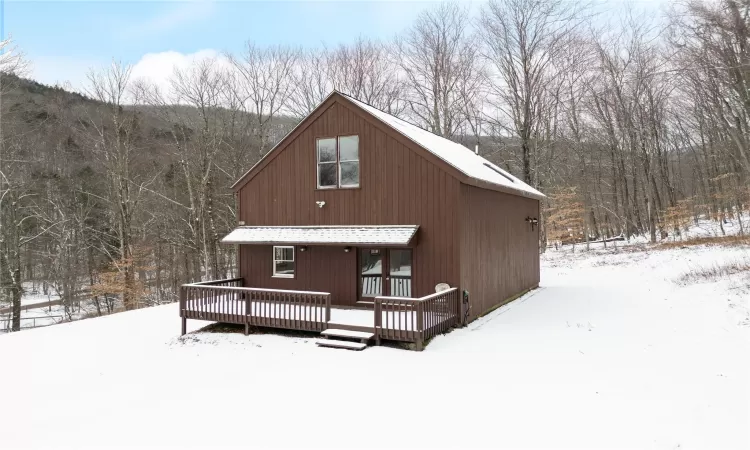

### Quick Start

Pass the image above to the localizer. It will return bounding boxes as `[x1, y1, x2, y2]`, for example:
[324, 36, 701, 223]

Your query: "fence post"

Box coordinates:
[179, 286, 187, 336]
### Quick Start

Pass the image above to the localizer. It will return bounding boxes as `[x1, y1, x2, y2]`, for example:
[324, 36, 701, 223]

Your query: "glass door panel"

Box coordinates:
[360, 249, 383, 298]
[388, 249, 412, 297]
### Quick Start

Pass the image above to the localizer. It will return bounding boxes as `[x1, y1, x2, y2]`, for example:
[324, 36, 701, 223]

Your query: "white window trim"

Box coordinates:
[272, 246, 295, 278]
[316, 135, 359, 189]
[316, 138, 338, 189]
[338, 135, 360, 188]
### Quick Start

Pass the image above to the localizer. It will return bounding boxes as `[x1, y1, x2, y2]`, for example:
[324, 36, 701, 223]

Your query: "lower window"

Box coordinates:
[273, 246, 295, 278]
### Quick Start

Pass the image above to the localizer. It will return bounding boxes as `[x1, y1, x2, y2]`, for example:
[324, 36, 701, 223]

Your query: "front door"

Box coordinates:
[359, 248, 413, 301]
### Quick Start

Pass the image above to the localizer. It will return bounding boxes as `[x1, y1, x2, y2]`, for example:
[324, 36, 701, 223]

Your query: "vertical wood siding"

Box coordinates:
[239, 245, 358, 306]
[237, 99, 462, 305]
[459, 184, 541, 320]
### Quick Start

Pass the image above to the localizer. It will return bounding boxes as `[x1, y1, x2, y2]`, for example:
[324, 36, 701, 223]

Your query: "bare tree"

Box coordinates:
[288, 49, 334, 118]
[227, 43, 299, 158]
[327, 37, 405, 114]
[397, 2, 485, 137]
[81, 62, 153, 310]
[480, 0, 587, 185]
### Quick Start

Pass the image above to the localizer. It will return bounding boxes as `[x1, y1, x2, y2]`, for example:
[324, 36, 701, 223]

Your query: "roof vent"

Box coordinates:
[483, 162, 515, 183]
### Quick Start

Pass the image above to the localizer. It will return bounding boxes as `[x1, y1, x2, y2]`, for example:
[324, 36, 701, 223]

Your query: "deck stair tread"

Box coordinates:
[315, 339, 367, 350]
[321, 328, 375, 340]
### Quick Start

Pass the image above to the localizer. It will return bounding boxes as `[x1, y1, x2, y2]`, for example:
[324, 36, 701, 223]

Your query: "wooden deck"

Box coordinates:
[180, 278, 462, 350]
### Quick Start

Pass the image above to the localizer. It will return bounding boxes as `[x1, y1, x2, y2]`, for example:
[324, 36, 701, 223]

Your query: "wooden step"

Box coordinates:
[315, 339, 367, 351]
[321, 328, 374, 341]
[325, 323, 375, 334]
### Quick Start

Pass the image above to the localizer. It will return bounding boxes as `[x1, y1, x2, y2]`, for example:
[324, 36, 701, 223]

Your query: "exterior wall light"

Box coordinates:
[344, 246, 351, 252]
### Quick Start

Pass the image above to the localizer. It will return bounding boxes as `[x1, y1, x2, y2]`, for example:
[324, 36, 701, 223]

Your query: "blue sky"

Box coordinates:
[5, 0, 669, 91]
[5, 0, 444, 89]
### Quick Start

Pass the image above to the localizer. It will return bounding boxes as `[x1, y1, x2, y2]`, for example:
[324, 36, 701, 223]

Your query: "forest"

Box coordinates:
[1, 0, 749, 331]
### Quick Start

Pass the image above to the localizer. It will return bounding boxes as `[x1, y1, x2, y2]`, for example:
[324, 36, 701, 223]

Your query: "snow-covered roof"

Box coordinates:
[341, 94, 545, 200]
[221, 225, 419, 246]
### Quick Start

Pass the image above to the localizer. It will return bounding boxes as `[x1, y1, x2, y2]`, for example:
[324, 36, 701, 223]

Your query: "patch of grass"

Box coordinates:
[658, 234, 750, 250]
[675, 257, 750, 286]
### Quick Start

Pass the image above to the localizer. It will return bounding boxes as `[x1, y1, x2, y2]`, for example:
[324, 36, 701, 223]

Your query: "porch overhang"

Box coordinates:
[220, 225, 420, 247]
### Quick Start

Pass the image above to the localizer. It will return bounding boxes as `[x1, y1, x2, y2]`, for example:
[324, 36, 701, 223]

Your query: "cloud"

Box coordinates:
[130, 49, 229, 97]
[26, 49, 227, 102]
[119, 1, 215, 39]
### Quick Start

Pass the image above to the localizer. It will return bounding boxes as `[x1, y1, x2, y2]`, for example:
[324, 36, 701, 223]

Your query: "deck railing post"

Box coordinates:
[325, 294, 331, 324]
[179, 286, 187, 336]
[416, 301, 424, 349]
[416, 301, 424, 332]
[374, 297, 382, 346]
[244, 290, 251, 336]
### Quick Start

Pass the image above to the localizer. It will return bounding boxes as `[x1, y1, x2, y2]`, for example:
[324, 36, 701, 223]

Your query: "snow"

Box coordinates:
[321, 328, 374, 339]
[342, 93, 545, 200]
[1, 243, 748, 449]
[679, 215, 750, 239]
[19, 284, 58, 306]
[221, 225, 419, 245]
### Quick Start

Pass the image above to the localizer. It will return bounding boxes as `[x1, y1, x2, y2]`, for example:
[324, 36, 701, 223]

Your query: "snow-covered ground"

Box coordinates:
[0, 243, 748, 449]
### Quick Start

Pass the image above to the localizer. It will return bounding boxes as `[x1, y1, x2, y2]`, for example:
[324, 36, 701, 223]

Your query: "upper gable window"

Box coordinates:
[317, 135, 359, 188]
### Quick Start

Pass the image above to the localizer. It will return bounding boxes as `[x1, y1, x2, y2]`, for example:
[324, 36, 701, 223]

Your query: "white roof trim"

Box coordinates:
[221, 225, 419, 246]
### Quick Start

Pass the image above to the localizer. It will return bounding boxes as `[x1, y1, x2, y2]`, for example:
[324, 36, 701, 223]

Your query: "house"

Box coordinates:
[180, 91, 544, 350]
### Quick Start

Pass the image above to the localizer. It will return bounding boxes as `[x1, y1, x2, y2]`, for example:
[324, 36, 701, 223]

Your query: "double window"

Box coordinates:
[317, 135, 359, 188]
[272, 246, 295, 278]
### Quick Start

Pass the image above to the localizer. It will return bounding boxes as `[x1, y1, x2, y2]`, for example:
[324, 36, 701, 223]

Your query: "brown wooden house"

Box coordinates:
[180, 92, 544, 350]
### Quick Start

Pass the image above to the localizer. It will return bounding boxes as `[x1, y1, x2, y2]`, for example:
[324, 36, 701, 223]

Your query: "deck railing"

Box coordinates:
[189, 277, 244, 288]
[374, 287, 460, 350]
[180, 279, 459, 350]
[248, 288, 331, 331]
[180, 281, 331, 334]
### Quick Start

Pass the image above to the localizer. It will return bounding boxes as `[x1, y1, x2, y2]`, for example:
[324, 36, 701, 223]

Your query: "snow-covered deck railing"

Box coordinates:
[180, 280, 331, 335]
[180, 279, 461, 350]
[374, 287, 460, 350]
[187, 278, 244, 287]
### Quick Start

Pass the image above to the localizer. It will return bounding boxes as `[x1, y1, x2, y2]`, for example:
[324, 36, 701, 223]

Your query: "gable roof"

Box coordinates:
[340, 93, 544, 199]
[231, 91, 544, 200]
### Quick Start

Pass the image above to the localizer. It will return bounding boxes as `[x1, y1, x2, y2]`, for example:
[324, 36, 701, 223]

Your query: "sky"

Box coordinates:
[4, 0, 670, 94]
[5, 0, 443, 91]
